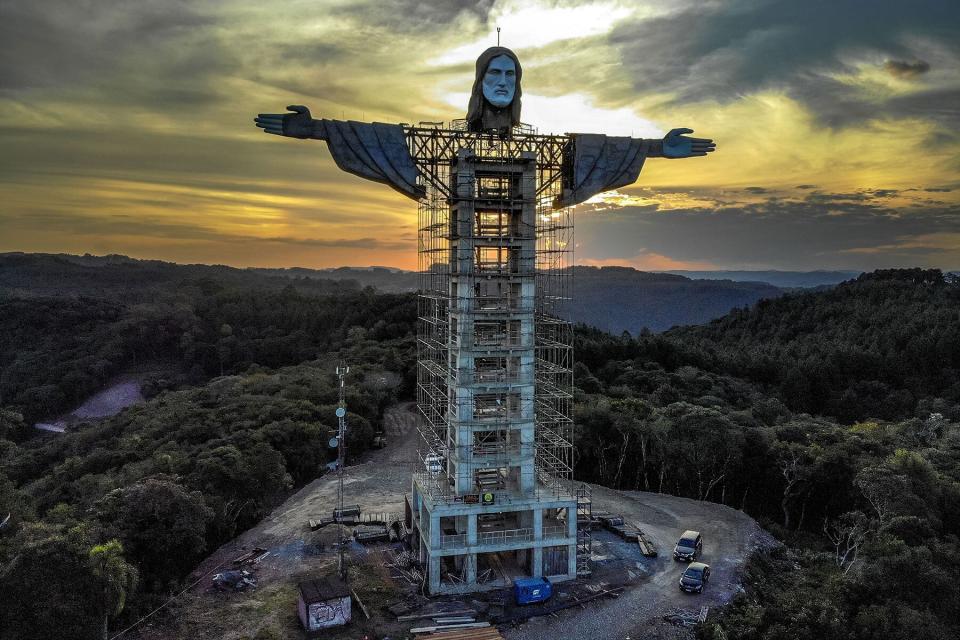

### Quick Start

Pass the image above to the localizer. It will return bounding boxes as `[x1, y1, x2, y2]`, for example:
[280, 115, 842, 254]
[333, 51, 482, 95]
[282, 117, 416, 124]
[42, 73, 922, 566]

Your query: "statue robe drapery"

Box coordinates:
[557, 134, 653, 209]
[315, 120, 652, 208]
[318, 120, 426, 201]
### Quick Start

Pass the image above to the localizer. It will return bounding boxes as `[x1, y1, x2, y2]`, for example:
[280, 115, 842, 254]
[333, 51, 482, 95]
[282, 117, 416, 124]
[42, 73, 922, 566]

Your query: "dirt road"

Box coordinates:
[504, 485, 775, 640]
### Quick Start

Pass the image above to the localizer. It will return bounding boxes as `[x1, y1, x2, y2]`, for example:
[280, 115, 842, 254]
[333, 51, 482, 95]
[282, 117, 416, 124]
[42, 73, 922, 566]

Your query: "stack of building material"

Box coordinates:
[353, 524, 390, 543]
[608, 523, 641, 542]
[383, 549, 425, 586]
[595, 513, 623, 528]
[411, 627, 504, 639]
[637, 530, 658, 557]
[232, 547, 268, 566]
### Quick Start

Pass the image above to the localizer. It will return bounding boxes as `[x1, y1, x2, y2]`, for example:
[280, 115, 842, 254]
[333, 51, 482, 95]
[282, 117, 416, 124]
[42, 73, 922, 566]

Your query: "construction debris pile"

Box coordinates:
[212, 570, 257, 592]
[309, 505, 407, 545]
[591, 511, 658, 557]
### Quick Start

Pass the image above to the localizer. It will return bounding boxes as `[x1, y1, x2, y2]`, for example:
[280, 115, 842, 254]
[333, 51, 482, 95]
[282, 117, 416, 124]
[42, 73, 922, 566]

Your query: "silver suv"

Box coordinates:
[673, 530, 703, 561]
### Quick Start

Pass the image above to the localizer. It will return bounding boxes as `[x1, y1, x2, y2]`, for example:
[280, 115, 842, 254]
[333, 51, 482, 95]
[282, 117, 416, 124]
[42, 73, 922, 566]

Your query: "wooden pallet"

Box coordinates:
[413, 628, 504, 639]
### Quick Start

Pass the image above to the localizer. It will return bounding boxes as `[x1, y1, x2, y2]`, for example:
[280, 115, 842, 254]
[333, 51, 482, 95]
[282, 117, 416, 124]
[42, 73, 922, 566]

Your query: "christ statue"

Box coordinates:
[252, 47, 715, 594]
[253, 46, 715, 207]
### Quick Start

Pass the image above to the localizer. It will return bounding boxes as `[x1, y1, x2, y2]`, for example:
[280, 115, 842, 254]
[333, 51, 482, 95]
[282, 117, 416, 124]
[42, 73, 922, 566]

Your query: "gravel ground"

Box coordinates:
[503, 485, 776, 640]
[129, 403, 773, 640]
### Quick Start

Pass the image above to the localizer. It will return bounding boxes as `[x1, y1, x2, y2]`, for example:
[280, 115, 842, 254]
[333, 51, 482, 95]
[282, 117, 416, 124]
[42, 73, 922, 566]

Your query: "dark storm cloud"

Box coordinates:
[884, 59, 931, 78]
[608, 0, 959, 127]
[576, 190, 960, 270]
[0, 0, 218, 92]
[329, 0, 494, 33]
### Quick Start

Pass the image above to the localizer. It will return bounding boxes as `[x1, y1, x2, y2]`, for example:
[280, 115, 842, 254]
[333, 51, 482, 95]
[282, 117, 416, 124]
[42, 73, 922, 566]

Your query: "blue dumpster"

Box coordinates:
[514, 577, 552, 605]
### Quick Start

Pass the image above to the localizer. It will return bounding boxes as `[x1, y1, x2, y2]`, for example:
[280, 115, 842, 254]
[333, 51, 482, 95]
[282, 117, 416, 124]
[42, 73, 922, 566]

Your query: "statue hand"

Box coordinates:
[254, 105, 314, 139]
[663, 127, 716, 158]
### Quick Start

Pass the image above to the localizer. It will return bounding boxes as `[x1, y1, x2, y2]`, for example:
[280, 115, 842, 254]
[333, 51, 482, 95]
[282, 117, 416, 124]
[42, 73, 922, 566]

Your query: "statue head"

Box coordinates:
[467, 46, 522, 132]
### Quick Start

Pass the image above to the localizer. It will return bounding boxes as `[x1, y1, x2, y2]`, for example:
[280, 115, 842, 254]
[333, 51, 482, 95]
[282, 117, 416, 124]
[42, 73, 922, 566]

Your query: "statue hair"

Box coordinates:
[466, 47, 522, 132]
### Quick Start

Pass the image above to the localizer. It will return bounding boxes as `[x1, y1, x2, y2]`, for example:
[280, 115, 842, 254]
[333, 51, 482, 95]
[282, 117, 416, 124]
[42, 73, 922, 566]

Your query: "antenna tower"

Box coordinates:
[335, 362, 349, 581]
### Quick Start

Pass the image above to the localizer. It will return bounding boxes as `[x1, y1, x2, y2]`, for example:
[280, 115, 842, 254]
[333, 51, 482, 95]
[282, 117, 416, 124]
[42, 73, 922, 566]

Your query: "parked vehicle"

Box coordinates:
[673, 530, 703, 561]
[679, 562, 711, 593]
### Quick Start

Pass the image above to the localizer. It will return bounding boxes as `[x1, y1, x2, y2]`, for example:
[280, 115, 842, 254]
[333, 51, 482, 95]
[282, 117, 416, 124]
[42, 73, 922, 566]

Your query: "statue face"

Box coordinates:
[482, 54, 516, 108]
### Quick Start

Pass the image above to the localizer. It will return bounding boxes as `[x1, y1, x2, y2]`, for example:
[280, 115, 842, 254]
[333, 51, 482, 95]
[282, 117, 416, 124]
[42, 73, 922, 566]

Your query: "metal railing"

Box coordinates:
[543, 525, 569, 539]
[479, 527, 533, 545]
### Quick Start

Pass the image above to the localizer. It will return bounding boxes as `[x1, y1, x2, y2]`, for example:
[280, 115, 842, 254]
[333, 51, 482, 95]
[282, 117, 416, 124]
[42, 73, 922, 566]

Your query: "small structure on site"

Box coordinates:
[297, 577, 352, 631]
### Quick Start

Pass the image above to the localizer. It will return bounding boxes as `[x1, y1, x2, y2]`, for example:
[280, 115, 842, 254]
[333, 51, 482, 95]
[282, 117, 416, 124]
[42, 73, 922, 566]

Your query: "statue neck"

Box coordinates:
[480, 102, 513, 133]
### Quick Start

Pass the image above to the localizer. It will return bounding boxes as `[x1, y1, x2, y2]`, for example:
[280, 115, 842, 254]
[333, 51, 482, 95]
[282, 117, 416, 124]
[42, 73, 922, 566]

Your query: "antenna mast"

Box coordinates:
[335, 362, 349, 581]
[497, 26, 501, 46]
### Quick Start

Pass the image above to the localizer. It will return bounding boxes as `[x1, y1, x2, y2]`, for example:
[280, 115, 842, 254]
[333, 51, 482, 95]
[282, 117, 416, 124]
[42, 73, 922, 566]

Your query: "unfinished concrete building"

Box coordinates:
[408, 125, 589, 594]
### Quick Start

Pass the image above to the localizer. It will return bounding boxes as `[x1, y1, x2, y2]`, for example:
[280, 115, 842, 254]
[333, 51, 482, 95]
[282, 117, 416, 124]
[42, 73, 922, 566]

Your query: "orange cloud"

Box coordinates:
[578, 251, 716, 271]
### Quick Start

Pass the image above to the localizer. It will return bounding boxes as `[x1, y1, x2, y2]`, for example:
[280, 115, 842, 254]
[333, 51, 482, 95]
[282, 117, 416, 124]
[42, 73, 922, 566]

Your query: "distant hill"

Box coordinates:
[254, 264, 787, 333]
[254, 266, 419, 292]
[567, 266, 783, 333]
[0, 252, 357, 299]
[1, 254, 789, 333]
[664, 269, 861, 289]
[668, 268, 960, 421]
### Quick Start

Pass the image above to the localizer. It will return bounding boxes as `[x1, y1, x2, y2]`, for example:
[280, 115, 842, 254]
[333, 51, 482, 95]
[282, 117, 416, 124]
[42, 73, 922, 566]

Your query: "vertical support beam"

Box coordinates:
[466, 553, 477, 584]
[467, 513, 478, 545]
[429, 556, 441, 593]
[532, 507, 544, 576]
[429, 512, 441, 549]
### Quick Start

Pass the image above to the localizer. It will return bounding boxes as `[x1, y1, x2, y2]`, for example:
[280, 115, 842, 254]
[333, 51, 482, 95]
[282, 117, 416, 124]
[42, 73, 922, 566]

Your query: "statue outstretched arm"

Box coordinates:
[255, 105, 328, 139]
[254, 106, 424, 201]
[646, 128, 716, 158]
[556, 127, 715, 208]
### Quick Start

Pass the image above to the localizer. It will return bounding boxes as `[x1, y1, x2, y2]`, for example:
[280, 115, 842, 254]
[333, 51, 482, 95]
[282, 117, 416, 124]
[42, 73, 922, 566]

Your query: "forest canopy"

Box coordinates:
[1, 262, 958, 639]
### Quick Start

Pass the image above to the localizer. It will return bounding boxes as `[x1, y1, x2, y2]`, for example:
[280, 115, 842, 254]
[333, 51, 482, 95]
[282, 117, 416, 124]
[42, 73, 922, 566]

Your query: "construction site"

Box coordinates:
[125, 122, 769, 639]
[120, 120, 766, 640]
[125, 399, 771, 640]
[410, 123, 586, 596]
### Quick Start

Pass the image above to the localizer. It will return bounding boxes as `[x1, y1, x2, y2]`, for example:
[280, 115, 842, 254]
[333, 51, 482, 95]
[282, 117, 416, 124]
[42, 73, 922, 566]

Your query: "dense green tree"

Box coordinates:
[95, 478, 213, 591]
[88, 539, 138, 640]
[0, 528, 103, 640]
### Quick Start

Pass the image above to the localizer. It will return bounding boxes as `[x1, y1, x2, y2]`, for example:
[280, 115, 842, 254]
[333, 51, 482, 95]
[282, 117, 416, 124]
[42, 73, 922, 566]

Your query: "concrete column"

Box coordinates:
[429, 556, 441, 593]
[532, 508, 544, 577]
[567, 543, 577, 577]
[465, 553, 477, 584]
[467, 513, 478, 545]
[429, 513, 441, 549]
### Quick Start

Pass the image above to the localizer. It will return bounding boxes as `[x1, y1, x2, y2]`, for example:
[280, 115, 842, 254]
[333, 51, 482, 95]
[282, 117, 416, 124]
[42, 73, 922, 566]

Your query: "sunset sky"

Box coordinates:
[2, 0, 958, 271]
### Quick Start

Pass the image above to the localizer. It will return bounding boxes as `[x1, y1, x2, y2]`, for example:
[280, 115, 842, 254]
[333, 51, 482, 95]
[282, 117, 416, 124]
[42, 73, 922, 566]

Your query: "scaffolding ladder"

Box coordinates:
[576, 483, 592, 576]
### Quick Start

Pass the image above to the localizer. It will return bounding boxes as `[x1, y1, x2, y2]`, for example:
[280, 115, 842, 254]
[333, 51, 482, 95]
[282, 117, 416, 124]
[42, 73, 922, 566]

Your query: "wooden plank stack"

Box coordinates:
[411, 624, 504, 639]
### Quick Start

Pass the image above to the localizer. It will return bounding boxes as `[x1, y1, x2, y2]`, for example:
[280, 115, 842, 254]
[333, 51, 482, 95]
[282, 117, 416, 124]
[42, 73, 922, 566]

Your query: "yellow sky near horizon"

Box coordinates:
[1, 0, 958, 271]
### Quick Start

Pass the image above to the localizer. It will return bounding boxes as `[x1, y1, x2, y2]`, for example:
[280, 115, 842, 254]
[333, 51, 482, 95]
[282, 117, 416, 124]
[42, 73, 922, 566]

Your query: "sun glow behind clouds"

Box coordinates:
[441, 91, 660, 137]
[430, 1, 634, 66]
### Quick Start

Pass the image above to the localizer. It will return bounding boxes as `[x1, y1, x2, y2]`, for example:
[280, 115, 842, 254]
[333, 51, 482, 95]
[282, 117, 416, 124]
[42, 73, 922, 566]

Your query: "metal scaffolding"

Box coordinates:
[412, 121, 574, 506]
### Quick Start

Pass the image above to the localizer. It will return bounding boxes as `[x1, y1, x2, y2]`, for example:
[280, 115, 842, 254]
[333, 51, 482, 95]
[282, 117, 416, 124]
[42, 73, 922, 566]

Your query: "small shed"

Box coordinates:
[297, 577, 351, 631]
